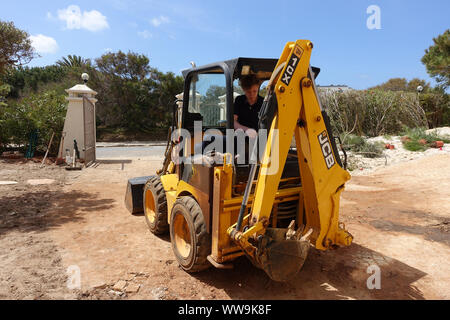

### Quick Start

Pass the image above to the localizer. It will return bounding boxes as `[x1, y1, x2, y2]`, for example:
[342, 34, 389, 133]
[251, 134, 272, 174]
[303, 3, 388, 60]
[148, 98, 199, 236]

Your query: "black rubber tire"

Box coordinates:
[170, 196, 211, 273]
[143, 176, 169, 235]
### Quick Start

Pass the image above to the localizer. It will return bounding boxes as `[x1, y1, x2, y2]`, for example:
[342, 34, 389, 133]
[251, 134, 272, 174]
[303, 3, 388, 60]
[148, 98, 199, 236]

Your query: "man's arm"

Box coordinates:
[234, 115, 257, 139]
[234, 115, 249, 132]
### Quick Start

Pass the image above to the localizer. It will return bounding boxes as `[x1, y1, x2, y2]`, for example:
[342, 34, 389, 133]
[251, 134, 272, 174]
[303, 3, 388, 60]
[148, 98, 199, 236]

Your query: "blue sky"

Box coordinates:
[1, 0, 448, 89]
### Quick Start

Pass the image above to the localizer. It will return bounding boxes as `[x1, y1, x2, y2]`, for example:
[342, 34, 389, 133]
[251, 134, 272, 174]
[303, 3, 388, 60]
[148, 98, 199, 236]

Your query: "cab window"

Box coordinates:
[188, 73, 227, 128]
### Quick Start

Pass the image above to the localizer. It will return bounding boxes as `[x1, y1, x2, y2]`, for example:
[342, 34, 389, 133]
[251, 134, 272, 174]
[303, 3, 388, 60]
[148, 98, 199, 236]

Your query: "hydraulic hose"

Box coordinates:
[234, 62, 287, 233]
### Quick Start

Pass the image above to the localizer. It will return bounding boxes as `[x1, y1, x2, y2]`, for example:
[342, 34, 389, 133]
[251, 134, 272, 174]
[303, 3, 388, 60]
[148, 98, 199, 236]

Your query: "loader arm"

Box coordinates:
[227, 40, 352, 279]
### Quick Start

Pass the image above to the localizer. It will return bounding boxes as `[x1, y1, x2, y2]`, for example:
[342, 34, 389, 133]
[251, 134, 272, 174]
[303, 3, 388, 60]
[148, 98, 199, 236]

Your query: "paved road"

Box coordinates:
[96, 142, 167, 160]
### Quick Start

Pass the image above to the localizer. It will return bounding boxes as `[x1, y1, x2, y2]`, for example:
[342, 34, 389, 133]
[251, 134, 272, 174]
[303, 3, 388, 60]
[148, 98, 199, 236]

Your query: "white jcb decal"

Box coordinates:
[318, 131, 335, 169]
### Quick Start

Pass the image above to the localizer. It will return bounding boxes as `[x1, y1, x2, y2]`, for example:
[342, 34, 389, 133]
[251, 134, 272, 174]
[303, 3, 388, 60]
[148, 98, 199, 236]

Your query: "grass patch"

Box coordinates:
[403, 140, 427, 152]
[400, 127, 450, 152]
[342, 134, 385, 158]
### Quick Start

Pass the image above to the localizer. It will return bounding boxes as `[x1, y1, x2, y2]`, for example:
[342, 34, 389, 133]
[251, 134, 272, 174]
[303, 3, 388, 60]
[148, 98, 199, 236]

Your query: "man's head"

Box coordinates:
[240, 74, 260, 105]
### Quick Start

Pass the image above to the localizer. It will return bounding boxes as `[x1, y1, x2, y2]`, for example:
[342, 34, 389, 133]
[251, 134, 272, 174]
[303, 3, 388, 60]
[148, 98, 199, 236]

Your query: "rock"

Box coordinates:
[108, 290, 123, 297]
[113, 280, 127, 292]
[430, 141, 444, 148]
[418, 139, 427, 146]
[385, 144, 395, 150]
[0, 181, 18, 185]
[401, 136, 411, 143]
[151, 286, 168, 300]
[125, 283, 141, 293]
[26, 179, 56, 186]
[92, 282, 107, 290]
[123, 273, 135, 281]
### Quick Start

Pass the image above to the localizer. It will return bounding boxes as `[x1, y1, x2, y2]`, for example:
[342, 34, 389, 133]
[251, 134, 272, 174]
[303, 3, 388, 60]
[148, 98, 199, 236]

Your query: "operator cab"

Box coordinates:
[181, 58, 278, 132]
[177, 58, 321, 184]
[180, 57, 320, 132]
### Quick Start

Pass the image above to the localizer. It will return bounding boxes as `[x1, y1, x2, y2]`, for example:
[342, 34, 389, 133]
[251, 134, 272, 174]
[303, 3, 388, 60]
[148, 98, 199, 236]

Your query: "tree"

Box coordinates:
[201, 85, 227, 106]
[3, 65, 69, 98]
[407, 78, 430, 93]
[91, 51, 154, 128]
[0, 20, 36, 75]
[150, 71, 184, 127]
[95, 51, 150, 81]
[422, 29, 450, 89]
[371, 78, 431, 93]
[0, 90, 67, 150]
[419, 87, 450, 128]
[370, 78, 408, 91]
[57, 55, 91, 69]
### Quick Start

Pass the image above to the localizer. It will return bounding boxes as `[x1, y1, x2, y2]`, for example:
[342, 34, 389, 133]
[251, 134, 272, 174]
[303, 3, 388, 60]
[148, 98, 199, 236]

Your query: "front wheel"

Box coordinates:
[143, 176, 168, 235]
[170, 196, 211, 272]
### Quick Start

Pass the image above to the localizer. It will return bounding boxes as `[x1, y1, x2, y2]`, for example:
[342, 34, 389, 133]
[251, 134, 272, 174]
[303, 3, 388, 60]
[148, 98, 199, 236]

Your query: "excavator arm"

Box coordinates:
[227, 40, 353, 281]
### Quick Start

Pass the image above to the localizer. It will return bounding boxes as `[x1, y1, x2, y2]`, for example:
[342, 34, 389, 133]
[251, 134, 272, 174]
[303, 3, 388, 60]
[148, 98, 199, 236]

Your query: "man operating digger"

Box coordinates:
[234, 74, 263, 139]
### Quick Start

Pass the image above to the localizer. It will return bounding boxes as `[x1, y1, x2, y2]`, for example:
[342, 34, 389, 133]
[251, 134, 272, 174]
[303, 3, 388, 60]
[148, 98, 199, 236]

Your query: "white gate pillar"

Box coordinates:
[62, 78, 97, 161]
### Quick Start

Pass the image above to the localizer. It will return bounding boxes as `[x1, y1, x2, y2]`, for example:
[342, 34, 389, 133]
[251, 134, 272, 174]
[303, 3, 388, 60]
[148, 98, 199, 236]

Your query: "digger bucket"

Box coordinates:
[257, 228, 311, 282]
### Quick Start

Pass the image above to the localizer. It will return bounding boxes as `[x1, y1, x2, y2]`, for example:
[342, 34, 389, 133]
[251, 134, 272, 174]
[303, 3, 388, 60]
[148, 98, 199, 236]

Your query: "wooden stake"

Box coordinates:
[41, 132, 55, 168]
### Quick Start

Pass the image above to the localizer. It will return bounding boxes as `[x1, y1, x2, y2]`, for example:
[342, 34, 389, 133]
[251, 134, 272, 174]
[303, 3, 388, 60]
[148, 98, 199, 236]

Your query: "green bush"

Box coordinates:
[403, 140, 426, 152]
[321, 89, 429, 137]
[419, 90, 450, 128]
[401, 126, 450, 143]
[341, 134, 385, 158]
[400, 126, 450, 152]
[0, 90, 67, 153]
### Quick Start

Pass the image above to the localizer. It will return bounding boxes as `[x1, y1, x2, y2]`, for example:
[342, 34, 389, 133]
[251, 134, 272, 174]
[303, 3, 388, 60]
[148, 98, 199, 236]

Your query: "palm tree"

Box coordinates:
[56, 55, 90, 68]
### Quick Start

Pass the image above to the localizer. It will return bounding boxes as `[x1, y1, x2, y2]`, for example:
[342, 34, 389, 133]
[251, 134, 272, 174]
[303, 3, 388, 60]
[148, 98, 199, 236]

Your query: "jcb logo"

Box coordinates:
[318, 131, 335, 169]
[281, 46, 303, 86]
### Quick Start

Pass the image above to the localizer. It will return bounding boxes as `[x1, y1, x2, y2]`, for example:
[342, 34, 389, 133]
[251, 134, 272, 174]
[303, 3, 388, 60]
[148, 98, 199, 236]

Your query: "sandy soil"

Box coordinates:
[347, 126, 450, 175]
[0, 151, 449, 300]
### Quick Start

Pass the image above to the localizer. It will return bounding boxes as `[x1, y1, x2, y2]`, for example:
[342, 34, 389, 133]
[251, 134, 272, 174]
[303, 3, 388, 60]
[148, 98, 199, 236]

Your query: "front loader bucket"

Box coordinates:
[257, 228, 311, 282]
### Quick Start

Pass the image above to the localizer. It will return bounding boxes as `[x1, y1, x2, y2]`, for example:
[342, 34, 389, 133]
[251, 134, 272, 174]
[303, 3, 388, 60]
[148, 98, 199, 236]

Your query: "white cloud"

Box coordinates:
[57, 5, 109, 32]
[151, 15, 170, 27]
[138, 30, 152, 39]
[30, 34, 59, 54]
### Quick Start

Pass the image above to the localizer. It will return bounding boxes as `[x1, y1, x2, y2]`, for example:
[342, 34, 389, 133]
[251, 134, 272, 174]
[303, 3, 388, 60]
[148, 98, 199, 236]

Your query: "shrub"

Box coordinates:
[419, 90, 450, 128]
[403, 140, 427, 152]
[0, 90, 67, 153]
[400, 126, 450, 152]
[320, 89, 428, 137]
[341, 134, 385, 158]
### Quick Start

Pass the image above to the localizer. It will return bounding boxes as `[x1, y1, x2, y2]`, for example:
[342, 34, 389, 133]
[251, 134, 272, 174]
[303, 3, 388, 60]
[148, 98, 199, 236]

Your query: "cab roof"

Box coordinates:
[182, 57, 279, 81]
[182, 57, 320, 81]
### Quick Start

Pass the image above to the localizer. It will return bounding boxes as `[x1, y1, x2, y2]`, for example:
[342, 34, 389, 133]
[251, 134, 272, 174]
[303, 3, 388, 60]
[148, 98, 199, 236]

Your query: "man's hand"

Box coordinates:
[245, 128, 258, 139]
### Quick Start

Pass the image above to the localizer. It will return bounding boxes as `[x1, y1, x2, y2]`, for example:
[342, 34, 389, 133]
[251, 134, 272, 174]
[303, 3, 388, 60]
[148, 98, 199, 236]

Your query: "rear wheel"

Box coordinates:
[170, 196, 211, 272]
[143, 176, 168, 235]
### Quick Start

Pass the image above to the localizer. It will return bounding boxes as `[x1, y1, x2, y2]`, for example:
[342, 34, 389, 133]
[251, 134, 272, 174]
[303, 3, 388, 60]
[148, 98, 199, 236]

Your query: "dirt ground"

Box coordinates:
[0, 153, 449, 300]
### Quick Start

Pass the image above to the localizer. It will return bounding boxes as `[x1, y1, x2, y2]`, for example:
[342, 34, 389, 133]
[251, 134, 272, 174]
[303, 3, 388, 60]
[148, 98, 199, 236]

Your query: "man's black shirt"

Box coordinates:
[234, 95, 264, 130]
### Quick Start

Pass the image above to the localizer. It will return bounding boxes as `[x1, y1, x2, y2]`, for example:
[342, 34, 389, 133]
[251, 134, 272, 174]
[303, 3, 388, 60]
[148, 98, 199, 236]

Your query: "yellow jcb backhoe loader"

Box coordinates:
[125, 39, 353, 281]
